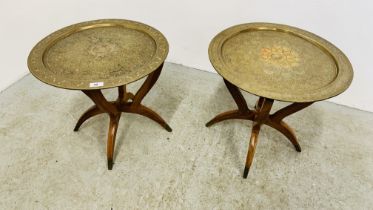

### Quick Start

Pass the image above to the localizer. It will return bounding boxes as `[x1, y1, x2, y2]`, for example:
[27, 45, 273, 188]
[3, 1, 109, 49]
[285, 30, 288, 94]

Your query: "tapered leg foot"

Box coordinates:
[164, 124, 172, 132]
[265, 101, 312, 152]
[120, 104, 172, 132]
[243, 166, 249, 178]
[265, 120, 301, 152]
[244, 123, 262, 177]
[74, 105, 103, 131]
[294, 144, 301, 152]
[107, 114, 121, 170]
[108, 158, 113, 170]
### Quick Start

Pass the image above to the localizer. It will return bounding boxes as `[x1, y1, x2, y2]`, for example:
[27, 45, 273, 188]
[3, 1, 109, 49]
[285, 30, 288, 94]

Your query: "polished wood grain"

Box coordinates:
[206, 79, 254, 127]
[244, 98, 273, 178]
[74, 63, 171, 170]
[206, 79, 313, 178]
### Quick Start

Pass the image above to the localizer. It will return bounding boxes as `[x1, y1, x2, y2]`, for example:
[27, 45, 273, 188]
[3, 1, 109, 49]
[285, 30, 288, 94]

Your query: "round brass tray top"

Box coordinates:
[28, 19, 168, 90]
[209, 23, 353, 102]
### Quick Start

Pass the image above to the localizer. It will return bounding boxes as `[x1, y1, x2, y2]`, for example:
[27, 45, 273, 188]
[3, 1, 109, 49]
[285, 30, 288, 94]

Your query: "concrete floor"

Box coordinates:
[0, 63, 372, 209]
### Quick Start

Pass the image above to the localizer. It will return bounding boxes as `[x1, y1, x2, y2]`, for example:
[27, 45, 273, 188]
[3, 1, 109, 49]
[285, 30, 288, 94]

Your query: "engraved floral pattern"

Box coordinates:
[260, 45, 299, 68]
[88, 38, 120, 59]
[27, 19, 169, 90]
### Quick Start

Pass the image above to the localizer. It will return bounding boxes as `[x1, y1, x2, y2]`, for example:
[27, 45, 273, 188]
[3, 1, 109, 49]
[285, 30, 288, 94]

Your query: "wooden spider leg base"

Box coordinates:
[74, 64, 172, 170]
[206, 79, 312, 178]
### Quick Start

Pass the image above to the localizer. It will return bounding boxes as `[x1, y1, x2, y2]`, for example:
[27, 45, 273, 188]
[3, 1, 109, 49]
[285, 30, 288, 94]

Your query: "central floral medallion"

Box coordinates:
[88, 41, 119, 59]
[260, 45, 299, 68]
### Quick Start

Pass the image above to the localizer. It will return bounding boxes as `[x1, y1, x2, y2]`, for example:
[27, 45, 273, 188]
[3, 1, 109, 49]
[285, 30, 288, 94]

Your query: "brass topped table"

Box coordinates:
[28, 19, 172, 169]
[206, 23, 353, 178]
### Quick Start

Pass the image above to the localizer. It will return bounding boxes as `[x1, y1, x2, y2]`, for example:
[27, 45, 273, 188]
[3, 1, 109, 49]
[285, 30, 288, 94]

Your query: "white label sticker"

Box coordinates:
[89, 82, 104, 88]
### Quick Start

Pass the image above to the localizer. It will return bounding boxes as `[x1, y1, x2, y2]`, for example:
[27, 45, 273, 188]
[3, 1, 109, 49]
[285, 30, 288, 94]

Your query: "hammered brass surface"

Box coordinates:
[209, 23, 353, 102]
[28, 19, 168, 90]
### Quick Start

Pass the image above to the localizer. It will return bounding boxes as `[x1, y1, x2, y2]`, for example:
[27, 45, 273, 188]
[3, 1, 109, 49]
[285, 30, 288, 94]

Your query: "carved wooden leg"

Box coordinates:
[244, 122, 261, 178]
[81, 90, 120, 170]
[107, 114, 121, 169]
[265, 120, 301, 152]
[74, 105, 104, 131]
[117, 85, 126, 104]
[224, 79, 250, 113]
[82, 90, 118, 114]
[206, 110, 255, 127]
[75, 86, 132, 132]
[266, 102, 313, 152]
[206, 78, 313, 177]
[74, 63, 171, 170]
[255, 97, 265, 110]
[122, 63, 172, 132]
[243, 97, 273, 178]
[206, 79, 254, 127]
[132, 64, 162, 106]
[120, 103, 172, 131]
[270, 102, 313, 122]
[117, 85, 134, 105]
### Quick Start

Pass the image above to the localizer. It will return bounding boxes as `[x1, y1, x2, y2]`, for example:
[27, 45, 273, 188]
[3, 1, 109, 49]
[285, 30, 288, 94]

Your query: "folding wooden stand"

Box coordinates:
[206, 79, 312, 178]
[74, 64, 172, 170]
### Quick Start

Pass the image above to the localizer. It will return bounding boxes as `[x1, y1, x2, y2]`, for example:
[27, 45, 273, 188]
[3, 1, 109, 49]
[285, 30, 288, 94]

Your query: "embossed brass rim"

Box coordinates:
[209, 22, 353, 102]
[28, 19, 168, 90]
